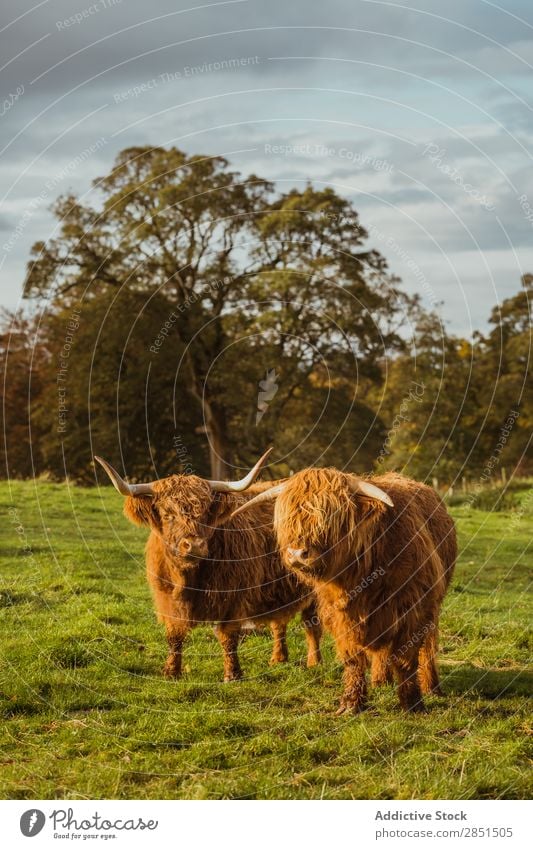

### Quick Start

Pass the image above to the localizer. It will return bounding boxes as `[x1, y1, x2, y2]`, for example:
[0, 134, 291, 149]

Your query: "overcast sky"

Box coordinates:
[1, 0, 533, 335]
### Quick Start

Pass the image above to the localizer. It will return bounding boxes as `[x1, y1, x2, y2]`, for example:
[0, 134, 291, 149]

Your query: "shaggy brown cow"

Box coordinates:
[95, 452, 321, 682]
[232, 469, 456, 713]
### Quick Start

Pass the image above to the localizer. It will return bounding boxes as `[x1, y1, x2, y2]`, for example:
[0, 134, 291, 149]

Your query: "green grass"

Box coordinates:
[447, 477, 533, 512]
[0, 481, 531, 800]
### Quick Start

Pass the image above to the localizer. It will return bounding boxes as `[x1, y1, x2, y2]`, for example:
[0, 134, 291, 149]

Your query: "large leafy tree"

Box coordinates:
[375, 277, 532, 482]
[373, 313, 482, 482]
[473, 274, 532, 475]
[24, 146, 416, 478]
[32, 289, 207, 482]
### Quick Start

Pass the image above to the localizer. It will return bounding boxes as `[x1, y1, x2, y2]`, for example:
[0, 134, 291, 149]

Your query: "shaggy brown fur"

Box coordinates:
[123, 477, 321, 681]
[270, 469, 456, 713]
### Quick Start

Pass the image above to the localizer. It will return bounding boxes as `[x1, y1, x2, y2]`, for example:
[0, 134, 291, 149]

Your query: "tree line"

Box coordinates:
[1, 146, 531, 485]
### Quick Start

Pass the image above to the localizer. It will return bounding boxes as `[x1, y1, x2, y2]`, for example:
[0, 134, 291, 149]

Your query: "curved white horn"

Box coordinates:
[94, 456, 155, 497]
[208, 447, 274, 493]
[230, 482, 286, 519]
[347, 476, 394, 507]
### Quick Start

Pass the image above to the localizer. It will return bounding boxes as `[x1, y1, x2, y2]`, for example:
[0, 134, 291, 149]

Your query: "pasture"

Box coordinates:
[0, 480, 531, 800]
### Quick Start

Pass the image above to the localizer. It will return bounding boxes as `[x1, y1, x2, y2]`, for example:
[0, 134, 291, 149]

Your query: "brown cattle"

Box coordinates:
[95, 452, 321, 682]
[232, 469, 456, 713]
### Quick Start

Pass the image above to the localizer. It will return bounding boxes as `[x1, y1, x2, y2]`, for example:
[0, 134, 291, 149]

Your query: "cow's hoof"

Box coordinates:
[336, 699, 366, 716]
[163, 662, 182, 679]
[223, 672, 243, 683]
[405, 700, 427, 713]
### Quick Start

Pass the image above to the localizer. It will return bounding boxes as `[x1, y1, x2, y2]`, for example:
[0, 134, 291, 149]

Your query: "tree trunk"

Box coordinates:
[187, 354, 232, 479]
[194, 399, 232, 479]
[206, 404, 233, 479]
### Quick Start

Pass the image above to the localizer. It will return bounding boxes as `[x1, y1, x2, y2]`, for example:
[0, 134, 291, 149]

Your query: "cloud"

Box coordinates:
[1, 0, 532, 330]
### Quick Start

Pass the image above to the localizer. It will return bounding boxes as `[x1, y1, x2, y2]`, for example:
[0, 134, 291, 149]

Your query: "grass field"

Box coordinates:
[0, 480, 531, 800]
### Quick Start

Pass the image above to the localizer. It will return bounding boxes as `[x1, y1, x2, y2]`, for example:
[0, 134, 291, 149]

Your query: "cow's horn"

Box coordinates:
[230, 482, 286, 518]
[94, 456, 156, 497]
[347, 476, 393, 507]
[208, 447, 274, 493]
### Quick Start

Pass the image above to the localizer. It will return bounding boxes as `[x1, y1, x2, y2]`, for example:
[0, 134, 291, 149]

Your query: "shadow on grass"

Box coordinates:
[0, 546, 51, 558]
[443, 664, 532, 699]
[0, 590, 40, 607]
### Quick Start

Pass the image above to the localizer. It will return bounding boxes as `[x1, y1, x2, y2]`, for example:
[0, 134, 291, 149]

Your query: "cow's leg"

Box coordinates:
[418, 625, 444, 696]
[214, 623, 243, 682]
[338, 651, 368, 714]
[330, 611, 368, 713]
[370, 647, 393, 686]
[150, 586, 189, 678]
[163, 624, 190, 679]
[301, 602, 322, 667]
[392, 646, 425, 712]
[269, 620, 289, 665]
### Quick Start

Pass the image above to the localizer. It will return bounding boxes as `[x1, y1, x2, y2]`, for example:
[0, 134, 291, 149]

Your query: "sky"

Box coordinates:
[1, 0, 533, 336]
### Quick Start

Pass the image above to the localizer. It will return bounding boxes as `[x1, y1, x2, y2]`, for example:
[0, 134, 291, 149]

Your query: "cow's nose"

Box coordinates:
[179, 537, 208, 558]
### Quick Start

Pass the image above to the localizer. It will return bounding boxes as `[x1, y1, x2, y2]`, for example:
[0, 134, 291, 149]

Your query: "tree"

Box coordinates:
[375, 277, 532, 483]
[0, 310, 46, 479]
[24, 147, 414, 478]
[472, 274, 532, 476]
[33, 288, 207, 482]
[369, 312, 481, 482]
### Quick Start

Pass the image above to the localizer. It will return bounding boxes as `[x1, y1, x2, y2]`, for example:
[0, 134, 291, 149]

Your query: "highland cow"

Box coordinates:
[95, 451, 321, 682]
[232, 469, 456, 713]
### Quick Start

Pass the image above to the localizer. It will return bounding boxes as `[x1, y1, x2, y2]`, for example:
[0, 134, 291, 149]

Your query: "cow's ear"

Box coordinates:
[123, 496, 161, 530]
[205, 493, 232, 528]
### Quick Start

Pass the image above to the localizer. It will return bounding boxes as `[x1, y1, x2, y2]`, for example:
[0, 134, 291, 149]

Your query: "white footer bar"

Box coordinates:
[3, 799, 530, 849]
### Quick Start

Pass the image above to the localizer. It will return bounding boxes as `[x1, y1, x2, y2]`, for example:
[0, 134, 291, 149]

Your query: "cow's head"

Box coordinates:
[95, 449, 272, 565]
[230, 468, 393, 579]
